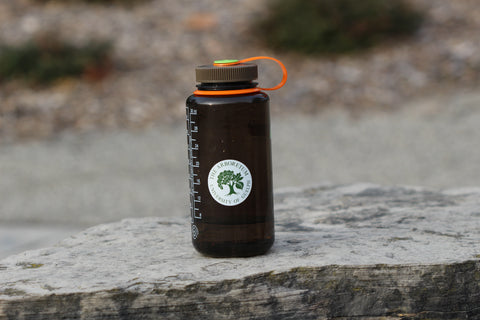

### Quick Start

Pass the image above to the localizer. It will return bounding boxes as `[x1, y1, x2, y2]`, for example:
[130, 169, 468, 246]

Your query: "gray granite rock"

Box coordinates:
[1, 183, 480, 319]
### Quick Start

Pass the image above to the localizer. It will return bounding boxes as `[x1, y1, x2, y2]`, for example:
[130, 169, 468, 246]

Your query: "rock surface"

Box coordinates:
[1, 183, 480, 319]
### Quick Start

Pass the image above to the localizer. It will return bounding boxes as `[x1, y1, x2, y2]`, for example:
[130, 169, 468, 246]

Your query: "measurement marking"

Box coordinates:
[188, 106, 202, 221]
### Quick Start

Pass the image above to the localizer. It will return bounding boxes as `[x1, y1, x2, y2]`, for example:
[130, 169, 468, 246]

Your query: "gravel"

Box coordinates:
[0, 0, 479, 141]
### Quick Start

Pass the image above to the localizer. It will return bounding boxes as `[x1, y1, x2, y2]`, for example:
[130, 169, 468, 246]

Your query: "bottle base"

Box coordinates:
[193, 238, 274, 258]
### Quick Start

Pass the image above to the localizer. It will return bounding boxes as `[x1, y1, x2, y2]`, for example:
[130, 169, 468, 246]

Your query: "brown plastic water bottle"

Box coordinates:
[186, 57, 287, 257]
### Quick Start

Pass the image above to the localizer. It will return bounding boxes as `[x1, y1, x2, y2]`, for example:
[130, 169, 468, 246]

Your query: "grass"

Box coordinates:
[33, 0, 148, 5]
[0, 36, 112, 85]
[256, 0, 425, 55]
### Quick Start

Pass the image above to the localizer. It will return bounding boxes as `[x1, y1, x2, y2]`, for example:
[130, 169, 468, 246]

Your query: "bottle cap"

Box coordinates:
[194, 56, 288, 96]
[196, 63, 258, 83]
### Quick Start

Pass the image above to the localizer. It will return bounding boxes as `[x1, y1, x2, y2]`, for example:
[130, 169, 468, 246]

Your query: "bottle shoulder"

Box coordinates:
[186, 92, 269, 106]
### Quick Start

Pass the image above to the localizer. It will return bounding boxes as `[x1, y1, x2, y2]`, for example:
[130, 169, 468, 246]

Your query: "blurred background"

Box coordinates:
[0, 0, 479, 258]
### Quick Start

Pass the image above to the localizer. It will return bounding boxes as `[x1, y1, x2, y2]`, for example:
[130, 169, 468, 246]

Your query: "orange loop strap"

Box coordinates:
[194, 56, 287, 96]
[233, 56, 288, 91]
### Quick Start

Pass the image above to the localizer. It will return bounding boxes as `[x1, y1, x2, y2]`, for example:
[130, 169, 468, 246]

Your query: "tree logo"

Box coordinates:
[217, 170, 244, 195]
[208, 159, 252, 206]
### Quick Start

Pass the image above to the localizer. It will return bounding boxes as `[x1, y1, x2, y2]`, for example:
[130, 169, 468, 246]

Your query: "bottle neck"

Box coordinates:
[196, 81, 258, 91]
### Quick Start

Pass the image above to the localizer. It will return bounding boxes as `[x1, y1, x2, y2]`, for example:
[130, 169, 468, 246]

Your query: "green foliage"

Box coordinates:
[217, 170, 244, 195]
[33, 0, 147, 5]
[256, 0, 425, 54]
[0, 37, 112, 85]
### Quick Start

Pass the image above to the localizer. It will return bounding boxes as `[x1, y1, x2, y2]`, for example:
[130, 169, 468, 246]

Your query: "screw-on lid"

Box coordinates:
[196, 63, 258, 83]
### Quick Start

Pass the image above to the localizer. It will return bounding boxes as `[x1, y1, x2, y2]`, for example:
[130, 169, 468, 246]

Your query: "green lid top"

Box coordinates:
[213, 59, 239, 64]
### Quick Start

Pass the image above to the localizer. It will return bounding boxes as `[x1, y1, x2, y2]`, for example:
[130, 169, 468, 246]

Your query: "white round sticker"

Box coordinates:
[208, 159, 252, 206]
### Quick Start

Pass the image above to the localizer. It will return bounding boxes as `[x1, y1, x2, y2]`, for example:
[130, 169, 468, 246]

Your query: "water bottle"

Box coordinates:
[186, 56, 287, 257]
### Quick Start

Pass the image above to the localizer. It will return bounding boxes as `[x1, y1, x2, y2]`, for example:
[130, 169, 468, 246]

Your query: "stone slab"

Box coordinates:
[1, 183, 480, 319]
